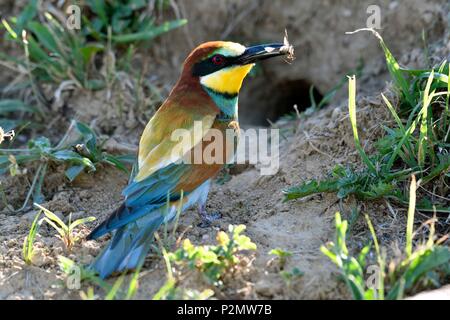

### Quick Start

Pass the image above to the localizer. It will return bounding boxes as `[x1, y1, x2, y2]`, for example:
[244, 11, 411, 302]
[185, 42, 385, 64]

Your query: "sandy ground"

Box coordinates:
[0, 91, 393, 299]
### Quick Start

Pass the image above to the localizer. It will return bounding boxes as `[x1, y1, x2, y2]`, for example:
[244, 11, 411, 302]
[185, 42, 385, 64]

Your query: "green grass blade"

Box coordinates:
[16, 0, 38, 31]
[348, 75, 377, 175]
[152, 278, 176, 300]
[421, 155, 450, 185]
[381, 94, 404, 131]
[28, 21, 59, 54]
[417, 71, 434, 168]
[112, 19, 187, 43]
[2, 18, 18, 38]
[386, 104, 426, 172]
[309, 85, 317, 109]
[105, 275, 125, 300]
[347, 29, 415, 107]
[282, 178, 339, 201]
[125, 270, 141, 300]
[405, 175, 417, 257]
[377, 37, 415, 107]
[0, 99, 38, 114]
[22, 210, 42, 264]
[381, 93, 416, 172]
[34, 203, 67, 232]
[43, 217, 66, 238]
[152, 239, 175, 300]
[86, 0, 109, 26]
[68, 216, 96, 233]
[445, 65, 450, 139]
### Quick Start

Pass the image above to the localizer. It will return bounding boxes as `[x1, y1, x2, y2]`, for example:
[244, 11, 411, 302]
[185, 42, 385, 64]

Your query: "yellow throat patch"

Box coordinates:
[200, 64, 254, 95]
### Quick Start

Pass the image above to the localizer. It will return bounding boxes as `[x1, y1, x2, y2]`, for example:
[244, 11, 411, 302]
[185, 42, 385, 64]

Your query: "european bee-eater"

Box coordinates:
[87, 40, 293, 278]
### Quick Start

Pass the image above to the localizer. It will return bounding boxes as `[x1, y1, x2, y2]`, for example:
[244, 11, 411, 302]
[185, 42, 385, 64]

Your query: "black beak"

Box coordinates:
[236, 43, 291, 65]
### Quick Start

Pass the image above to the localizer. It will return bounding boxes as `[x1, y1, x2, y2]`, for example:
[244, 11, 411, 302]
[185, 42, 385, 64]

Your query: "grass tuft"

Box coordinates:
[35, 203, 95, 252]
[58, 256, 142, 300]
[322, 177, 450, 300]
[0, 121, 133, 211]
[1, 0, 186, 89]
[153, 225, 256, 299]
[284, 31, 450, 214]
[22, 210, 42, 265]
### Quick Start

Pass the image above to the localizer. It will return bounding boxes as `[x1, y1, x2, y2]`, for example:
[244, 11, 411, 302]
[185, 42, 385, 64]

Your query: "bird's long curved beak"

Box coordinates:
[236, 43, 293, 65]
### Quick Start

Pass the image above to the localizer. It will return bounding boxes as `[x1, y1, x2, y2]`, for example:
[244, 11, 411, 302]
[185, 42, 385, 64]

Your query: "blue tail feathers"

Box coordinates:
[86, 179, 212, 278]
[88, 214, 164, 279]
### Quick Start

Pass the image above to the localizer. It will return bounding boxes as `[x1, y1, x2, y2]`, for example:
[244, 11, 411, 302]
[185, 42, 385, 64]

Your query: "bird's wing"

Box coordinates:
[88, 98, 219, 238]
[88, 163, 189, 239]
[136, 102, 217, 182]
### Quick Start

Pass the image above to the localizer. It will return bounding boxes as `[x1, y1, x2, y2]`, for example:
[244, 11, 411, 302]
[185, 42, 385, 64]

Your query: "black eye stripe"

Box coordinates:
[192, 55, 238, 77]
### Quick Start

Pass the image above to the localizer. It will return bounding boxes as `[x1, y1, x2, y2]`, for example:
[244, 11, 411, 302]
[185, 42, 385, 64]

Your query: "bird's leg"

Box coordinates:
[197, 203, 222, 228]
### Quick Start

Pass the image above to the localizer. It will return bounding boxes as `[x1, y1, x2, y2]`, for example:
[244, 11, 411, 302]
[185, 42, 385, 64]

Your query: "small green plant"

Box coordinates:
[22, 210, 43, 265]
[62, 121, 133, 181]
[269, 248, 303, 285]
[1, 1, 104, 90]
[167, 225, 257, 287]
[269, 248, 293, 269]
[284, 31, 449, 213]
[84, 0, 187, 46]
[0, 121, 132, 211]
[35, 203, 95, 251]
[1, 0, 186, 89]
[322, 177, 450, 300]
[58, 255, 142, 300]
[152, 241, 214, 300]
[321, 212, 376, 299]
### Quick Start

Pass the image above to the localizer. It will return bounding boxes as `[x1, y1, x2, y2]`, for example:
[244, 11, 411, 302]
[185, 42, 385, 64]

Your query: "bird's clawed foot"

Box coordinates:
[197, 204, 222, 228]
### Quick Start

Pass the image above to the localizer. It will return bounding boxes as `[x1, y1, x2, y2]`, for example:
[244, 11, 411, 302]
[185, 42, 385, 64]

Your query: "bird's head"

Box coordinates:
[180, 41, 290, 97]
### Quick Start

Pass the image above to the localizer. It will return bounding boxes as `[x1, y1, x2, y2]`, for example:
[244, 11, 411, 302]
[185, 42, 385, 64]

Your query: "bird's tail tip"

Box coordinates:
[88, 216, 164, 278]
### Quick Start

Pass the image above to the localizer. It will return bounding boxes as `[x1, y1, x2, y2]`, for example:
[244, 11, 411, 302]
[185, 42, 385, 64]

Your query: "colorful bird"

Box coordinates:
[87, 40, 292, 278]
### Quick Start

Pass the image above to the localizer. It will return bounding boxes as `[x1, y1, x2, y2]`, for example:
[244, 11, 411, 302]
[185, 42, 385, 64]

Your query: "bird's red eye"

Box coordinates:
[211, 54, 225, 65]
